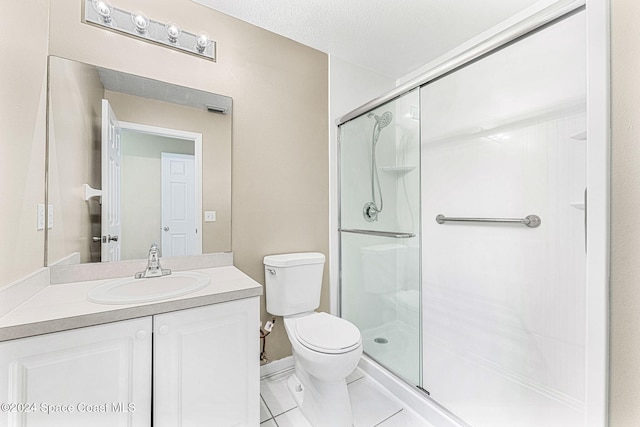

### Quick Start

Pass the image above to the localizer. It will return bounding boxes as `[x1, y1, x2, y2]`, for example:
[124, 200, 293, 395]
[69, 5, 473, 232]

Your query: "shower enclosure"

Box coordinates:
[338, 9, 588, 427]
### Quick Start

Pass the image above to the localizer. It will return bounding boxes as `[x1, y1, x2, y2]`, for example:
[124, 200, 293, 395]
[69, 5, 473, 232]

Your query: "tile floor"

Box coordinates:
[260, 368, 433, 426]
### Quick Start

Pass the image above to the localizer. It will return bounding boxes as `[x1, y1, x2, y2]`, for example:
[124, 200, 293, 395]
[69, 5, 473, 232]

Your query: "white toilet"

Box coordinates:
[264, 252, 363, 427]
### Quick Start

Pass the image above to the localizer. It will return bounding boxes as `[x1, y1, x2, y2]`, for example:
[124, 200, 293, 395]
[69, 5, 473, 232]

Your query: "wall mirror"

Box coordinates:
[46, 56, 232, 266]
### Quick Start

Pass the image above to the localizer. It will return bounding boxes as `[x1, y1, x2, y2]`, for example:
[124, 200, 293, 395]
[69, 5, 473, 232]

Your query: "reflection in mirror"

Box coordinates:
[46, 56, 232, 266]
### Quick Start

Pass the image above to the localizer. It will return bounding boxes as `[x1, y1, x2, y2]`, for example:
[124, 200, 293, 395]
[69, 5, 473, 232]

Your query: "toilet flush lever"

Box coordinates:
[266, 268, 276, 276]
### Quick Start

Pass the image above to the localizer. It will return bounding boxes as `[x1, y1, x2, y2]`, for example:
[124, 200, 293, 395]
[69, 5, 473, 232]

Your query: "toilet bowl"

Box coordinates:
[263, 253, 363, 427]
[284, 313, 362, 427]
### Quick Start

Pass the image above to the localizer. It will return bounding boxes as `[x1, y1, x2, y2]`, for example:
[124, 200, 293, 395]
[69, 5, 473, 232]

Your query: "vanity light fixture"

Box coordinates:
[131, 11, 150, 35]
[195, 32, 212, 53]
[165, 22, 182, 44]
[92, 0, 114, 24]
[83, 0, 216, 61]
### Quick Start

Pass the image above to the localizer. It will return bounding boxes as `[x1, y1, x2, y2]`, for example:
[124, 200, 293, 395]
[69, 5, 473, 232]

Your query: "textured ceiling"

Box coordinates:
[193, 0, 540, 79]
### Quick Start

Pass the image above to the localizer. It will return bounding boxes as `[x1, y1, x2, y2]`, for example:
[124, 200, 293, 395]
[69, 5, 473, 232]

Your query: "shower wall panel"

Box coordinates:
[420, 11, 586, 427]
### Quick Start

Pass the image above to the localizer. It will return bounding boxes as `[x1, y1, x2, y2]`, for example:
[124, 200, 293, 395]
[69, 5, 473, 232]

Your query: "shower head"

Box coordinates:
[378, 111, 393, 129]
[368, 111, 393, 129]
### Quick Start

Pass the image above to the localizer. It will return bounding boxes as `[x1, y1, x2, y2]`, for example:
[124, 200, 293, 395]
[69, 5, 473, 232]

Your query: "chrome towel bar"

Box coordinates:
[339, 229, 416, 239]
[435, 214, 541, 228]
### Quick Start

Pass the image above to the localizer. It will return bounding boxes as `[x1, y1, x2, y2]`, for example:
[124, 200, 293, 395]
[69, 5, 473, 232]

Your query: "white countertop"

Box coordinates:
[0, 266, 262, 342]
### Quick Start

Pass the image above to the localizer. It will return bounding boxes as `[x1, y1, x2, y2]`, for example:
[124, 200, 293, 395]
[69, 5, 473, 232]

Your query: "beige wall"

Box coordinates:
[48, 0, 328, 361]
[47, 57, 104, 265]
[0, 1, 49, 287]
[610, 0, 640, 424]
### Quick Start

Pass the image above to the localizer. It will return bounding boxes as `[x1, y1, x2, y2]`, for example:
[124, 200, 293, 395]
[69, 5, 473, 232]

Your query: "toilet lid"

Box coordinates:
[295, 312, 361, 354]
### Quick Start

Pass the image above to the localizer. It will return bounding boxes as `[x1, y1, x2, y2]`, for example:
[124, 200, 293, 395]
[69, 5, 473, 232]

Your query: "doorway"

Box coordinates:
[119, 122, 203, 260]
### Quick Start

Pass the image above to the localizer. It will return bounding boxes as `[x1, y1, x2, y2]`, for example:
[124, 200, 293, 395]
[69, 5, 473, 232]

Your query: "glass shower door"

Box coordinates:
[420, 12, 587, 427]
[339, 89, 421, 385]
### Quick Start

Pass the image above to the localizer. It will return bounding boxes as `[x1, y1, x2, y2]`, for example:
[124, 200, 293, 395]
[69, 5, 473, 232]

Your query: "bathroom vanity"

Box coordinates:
[0, 261, 261, 427]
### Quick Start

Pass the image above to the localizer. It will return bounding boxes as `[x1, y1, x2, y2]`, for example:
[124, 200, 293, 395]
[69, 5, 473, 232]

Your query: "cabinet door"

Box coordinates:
[0, 317, 152, 427]
[154, 297, 259, 426]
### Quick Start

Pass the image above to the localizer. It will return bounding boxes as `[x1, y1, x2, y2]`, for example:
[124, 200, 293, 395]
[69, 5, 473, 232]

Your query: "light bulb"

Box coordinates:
[195, 32, 212, 53]
[92, 0, 114, 24]
[131, 12, 149, 35]
[165, 22, 182, 44]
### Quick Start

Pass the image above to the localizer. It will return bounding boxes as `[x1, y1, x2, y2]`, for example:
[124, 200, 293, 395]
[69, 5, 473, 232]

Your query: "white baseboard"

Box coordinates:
[260, 356, 294, 379]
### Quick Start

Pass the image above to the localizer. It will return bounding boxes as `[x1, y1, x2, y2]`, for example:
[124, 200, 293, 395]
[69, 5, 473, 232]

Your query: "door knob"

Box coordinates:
[163, 226, 170, 232]
[95, 235, 118, 243]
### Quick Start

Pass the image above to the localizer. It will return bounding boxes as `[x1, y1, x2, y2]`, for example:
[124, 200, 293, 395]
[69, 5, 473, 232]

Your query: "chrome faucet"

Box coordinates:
[135, 243, 172, 278]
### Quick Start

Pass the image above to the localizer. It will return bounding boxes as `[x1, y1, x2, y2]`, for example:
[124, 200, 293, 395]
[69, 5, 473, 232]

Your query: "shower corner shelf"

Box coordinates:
[570, 131, 587, 141]
[381, 166, 417, 175]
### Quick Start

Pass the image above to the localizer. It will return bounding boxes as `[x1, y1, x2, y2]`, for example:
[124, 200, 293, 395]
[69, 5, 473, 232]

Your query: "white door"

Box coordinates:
[101, 99, 122, 262]
[161, 152, 197, 257]
[0, 318, 152, 427]
[153, 297, 260, 427]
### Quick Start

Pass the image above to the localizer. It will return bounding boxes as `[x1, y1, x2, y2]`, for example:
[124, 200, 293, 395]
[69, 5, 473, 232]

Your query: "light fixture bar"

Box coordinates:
[84, 0, 216, 61]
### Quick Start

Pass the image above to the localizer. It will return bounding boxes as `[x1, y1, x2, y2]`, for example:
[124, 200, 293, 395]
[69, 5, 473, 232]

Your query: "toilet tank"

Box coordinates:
[263, 252, 325, 316]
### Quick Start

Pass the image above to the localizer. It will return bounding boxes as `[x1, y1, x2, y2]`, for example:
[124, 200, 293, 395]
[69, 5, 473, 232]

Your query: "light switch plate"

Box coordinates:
[204, 211, 216, 222]
[37, 204, 45, 230]
[47, 204, 54, 229]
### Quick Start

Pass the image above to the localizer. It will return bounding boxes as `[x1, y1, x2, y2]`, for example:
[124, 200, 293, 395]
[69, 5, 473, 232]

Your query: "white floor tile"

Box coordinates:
[260, 397, 272, 423]
[260, 367, 432, 427]
[260, 370, 297, 417]
[349, 377, 403, 427]
[274, 408, 313, 427]
[375, 409, 434, 427]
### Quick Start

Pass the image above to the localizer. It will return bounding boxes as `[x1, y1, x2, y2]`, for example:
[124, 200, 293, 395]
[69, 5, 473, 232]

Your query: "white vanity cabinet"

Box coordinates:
[153, 296, 260, 426]
[0, 317, 152, 427]
[0, 296, 260, 427]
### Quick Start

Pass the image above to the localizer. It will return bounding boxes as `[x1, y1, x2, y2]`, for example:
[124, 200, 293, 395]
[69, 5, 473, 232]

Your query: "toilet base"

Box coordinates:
[287, 367, 354, 427]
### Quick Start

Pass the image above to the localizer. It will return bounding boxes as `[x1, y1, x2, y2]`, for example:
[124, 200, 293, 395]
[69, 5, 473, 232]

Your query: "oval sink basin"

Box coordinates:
[87, 271, 210, 305]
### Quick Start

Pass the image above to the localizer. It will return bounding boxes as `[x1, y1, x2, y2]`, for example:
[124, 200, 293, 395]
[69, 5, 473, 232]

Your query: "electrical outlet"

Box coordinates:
[47, 204, 54, 229]
[37, 204, 45, 230]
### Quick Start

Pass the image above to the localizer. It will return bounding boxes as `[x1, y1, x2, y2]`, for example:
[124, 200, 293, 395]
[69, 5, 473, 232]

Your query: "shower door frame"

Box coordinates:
[334, 1, 609, 426]
[337, 90, 424, 388]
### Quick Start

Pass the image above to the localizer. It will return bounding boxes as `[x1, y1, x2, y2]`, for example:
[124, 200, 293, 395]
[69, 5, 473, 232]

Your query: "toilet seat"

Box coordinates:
[293, 312, 361, 354]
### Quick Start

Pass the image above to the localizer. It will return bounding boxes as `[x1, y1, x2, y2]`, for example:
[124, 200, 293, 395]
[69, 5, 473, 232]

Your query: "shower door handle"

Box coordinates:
[339, 228, 416, 239]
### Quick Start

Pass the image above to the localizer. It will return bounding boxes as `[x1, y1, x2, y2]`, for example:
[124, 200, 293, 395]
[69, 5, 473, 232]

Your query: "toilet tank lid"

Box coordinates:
[263, 252, 325, 267]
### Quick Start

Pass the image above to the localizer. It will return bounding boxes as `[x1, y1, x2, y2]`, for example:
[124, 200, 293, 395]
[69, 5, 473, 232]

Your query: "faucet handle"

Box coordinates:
[135, 242, 171, 279]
